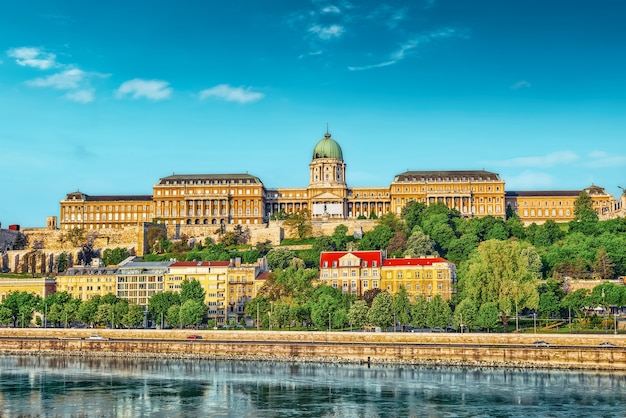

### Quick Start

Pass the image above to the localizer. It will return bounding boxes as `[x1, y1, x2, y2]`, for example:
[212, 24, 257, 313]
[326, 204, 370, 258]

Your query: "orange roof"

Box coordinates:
[383, 257, 449, 267]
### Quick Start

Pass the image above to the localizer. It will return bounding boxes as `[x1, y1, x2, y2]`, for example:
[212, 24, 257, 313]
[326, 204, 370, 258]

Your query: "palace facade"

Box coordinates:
[59, 131, 622, 230]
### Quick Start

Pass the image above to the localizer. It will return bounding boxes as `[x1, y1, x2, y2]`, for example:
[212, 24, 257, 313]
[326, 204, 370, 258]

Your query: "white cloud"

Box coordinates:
[64, 89, 94, 103]
[504, 171, 557, 190]
[348, 28, 461, 71]
[7, 47, 57, 70]
[299, 50, 323, 59]
[510, 80, 531, 90]
[321, 5, 340, 14]
[586, 150, 626, 168]
[309, 24, 344, 40]
[492, 151, 579, 168]
[26, 68, 85, 89]
[116, 79, 172, 100]
[199, 84, 264, 104]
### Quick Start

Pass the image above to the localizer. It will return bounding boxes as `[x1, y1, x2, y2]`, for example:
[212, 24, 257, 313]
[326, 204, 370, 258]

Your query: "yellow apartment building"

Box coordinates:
[166, 260, 230, 323]
[56, 267, 117, 301]
[319, 251, 384, 296]
[0, 277, 56, 302]
[381, 257, 457, 301]
[115, 261, 170, 306]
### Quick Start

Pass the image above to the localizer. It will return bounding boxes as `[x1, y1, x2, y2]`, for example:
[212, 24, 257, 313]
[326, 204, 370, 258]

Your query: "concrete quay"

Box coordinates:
[1, 329, 625, 370]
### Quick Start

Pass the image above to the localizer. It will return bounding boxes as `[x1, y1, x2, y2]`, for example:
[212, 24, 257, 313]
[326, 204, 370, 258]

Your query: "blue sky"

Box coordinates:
[1, 0, 625, 227]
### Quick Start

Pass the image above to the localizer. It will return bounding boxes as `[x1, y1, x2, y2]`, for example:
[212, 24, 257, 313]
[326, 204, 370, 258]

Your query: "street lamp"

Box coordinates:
[328, 312, 331, 332]
[533, 313, 537, 334]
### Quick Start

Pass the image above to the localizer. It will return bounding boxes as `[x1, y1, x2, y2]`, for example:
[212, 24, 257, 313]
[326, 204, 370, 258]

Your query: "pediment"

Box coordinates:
[311, 191, 343, 200]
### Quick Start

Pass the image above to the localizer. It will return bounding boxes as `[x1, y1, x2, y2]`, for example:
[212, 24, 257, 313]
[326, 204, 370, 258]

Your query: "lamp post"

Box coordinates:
[328, 312, 331, 332]
[533, 313, 537, 334]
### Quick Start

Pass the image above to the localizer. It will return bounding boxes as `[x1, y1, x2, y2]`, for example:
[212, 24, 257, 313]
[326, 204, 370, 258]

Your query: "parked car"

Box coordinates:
[533, 340, 550, 347]
[87, 334, 107, 340]
[187, 334, 202, 340]
[599, 341, 616, 347]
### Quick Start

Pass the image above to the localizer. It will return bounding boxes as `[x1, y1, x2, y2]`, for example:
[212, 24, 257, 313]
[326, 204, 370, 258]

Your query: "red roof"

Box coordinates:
[319, 251, 383, 268]
[170, 261, 230, 267]
[256, 271, 270, 281]
[383, 257, 449, 267]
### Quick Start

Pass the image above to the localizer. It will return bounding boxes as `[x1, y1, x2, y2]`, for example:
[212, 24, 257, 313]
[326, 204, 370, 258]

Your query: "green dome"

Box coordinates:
[312, 132, 343, 161]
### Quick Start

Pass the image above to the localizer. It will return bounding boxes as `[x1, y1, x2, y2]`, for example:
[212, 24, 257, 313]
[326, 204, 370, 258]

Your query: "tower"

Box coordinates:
[308, 131, 348, 218]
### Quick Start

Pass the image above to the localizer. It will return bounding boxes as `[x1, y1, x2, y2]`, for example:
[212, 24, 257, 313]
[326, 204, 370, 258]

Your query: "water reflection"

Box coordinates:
[0, 356, 625, 417]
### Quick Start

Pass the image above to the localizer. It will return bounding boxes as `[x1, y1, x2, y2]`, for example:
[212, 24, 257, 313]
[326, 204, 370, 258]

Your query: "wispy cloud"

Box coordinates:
[64, 89, 95, 103]
[490, 151, 579, 168]
[505, 171, 557, 190]
[586, 150, 626, 168]
[309, 24, 344, 40]
[321, 5, 340, 14]
[510, 80, 531, 90]
[116, 79, 172, 100]
[26, 68, 85, 89]
[348, 27, 461, 71]
[7, 46, 58, 70]
[199, 84, 264, 103]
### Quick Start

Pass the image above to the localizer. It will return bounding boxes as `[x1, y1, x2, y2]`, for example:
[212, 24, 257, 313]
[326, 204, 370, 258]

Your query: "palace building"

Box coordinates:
[59, 131, 622, 230]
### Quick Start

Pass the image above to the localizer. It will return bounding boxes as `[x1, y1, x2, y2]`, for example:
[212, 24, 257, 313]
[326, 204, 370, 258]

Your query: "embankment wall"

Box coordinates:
[1, 329, 626, 370]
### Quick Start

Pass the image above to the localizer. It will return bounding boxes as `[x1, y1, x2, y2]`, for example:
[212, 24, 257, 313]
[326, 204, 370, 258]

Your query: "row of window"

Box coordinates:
[156, 188, 259, 196]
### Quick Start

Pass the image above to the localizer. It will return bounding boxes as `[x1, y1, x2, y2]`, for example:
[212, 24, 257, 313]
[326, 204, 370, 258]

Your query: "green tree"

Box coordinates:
[358, 224, 394, 250]
[404, 230, 439, 258]
[453, 299, 478, 332]
[2, 291, 41, 327]
[180, 279, 206, 305]
[0, 306, 13, 326]
[425, 295, 451, 330]
[46, 303, 64, 327]
[102, 247, 131, 266]
[475, 302, 499, 332]
[386, 232, 408, 258]
[410, 296, 428, 329]
[77, 295, 101, 326]
[67, 227, 86, 247]
[366, 292, 393, 328]
[391, 286, 411, 327]
[569, 190, 599, 235]
[457, 240, 539, 330]
[94, 303, 112, 327]
[347, 300, 369, 329]
[311, 294, 342, 330]
[148, 291, 181, 327]
[593, 246, 615, 279]
[57, 252, 69, 273]
[331, 224, 350, 250]
[244, 296, 271, 328]
[122, 304, 145, 328]
[561, 288, 591, 319]
[284, 209, 313, 239]
[401, 201, 427, 232]
[179, 300, 204, 328]
[166, 305, 180, 328]
[445, 233, 479, 265]
[266, 248, 297, 270]
[362, 288, 383, 307]
[505, 216, 526, 240]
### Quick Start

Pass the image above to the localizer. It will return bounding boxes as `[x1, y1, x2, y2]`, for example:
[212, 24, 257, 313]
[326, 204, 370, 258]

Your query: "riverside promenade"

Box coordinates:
[1, 329, 625, 370]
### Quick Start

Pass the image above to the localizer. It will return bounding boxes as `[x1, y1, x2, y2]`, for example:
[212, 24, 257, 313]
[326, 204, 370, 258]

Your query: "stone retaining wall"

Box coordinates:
[1, 329, 625, 370]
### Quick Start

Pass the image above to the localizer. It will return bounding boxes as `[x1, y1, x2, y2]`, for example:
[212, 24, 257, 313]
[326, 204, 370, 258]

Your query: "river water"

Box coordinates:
[0, 355, 625, 417]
